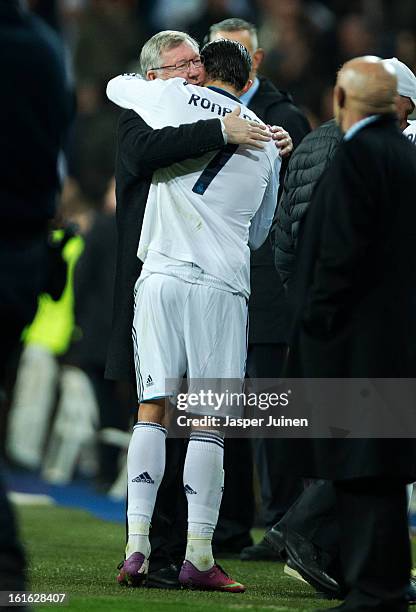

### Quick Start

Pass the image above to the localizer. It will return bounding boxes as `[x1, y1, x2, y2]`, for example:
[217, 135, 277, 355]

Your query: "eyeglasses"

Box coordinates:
[150, 57, 204, 73]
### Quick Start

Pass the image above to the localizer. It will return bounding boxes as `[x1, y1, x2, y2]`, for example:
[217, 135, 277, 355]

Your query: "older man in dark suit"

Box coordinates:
[274, 57, 416, 611]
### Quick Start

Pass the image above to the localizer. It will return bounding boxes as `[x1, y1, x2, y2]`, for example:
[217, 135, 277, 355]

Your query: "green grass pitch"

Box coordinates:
[15, 504, 364, 611]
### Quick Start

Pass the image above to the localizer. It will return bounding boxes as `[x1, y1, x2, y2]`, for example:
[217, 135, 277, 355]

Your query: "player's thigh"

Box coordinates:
[184, 286, 248, 380]
[132, 274, 188, 402]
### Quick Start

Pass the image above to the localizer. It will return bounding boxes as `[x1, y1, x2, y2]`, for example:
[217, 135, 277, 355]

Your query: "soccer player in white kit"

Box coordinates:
[107, 38, 281, 592]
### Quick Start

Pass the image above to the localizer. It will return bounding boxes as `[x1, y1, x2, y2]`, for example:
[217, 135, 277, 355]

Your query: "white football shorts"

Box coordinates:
[132, 272, 248, 412]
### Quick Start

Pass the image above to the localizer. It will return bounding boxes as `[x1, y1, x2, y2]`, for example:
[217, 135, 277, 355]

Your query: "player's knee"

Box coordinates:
[137, 399, 166, 424]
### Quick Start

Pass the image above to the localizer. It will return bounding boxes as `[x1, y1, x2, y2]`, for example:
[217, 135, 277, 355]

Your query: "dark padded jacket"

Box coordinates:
[271, 119, 342, 287]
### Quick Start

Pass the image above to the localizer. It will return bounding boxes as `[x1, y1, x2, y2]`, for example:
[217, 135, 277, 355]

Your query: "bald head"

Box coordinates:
[334, 56, 398, 132]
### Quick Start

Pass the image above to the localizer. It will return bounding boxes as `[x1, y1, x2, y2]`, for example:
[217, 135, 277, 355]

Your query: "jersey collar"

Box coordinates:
[207, 86, 241, 104]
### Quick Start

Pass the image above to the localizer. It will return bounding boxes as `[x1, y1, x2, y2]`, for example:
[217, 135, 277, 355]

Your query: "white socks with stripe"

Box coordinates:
[183, 431, 225, 571]
[126, 421, 167, 558]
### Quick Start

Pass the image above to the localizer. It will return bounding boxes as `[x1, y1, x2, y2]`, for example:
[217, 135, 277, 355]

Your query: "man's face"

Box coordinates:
[212, 30, 262, 81]
[396, 95, 415, 131]
[147, 42, 205, 85]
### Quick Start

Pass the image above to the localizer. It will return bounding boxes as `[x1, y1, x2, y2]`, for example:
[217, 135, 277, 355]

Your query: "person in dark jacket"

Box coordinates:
[0, 0, 73, 593]
[208, 17, 311, 560]
[267, 57, 416, 604]
[272, 55, 416, 289]
[271, 120, 342, 287]
[268, 119, 357, 602]
[270, 57, 416, 611]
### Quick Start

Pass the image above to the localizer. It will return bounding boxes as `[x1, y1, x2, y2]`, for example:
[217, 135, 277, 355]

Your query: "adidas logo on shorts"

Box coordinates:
[146, 374, 154, 387]
[184, 484, 197, 495]
[132, 472, 154, 484]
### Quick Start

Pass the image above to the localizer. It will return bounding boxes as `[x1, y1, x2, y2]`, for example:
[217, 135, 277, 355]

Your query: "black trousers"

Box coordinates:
[0, 231, 49, 591]
[280, 478, 410, 609]
[279, 480, 341, 578]
[335, 478, 409, 610]
[148, 437, 187, 571]
[0, 469, 26, 591]
[213, 437, 255, 551]
[248, 344, 303, 528]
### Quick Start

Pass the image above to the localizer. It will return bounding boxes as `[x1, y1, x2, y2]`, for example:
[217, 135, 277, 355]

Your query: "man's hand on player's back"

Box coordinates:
[223, 106, 271, 149]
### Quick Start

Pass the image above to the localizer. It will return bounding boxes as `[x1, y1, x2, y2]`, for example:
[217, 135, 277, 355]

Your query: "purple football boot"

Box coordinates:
[179, 560, 245, 592]
[117, 552, 149, 587]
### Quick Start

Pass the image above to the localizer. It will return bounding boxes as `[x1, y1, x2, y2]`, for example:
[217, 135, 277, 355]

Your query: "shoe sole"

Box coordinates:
[145, 579, 180, 590]
[180, 582, 245, 593]
[285, 554, 341, 597]
[284, 563, 308, 584]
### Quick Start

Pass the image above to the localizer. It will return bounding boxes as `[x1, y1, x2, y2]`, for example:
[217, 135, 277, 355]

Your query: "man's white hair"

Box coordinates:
[140, 30, 199, 77]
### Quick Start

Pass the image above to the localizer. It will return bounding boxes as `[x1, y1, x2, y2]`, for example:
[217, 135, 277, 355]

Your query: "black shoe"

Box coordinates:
[146, 563, 181, 589]
[266, 527, 341, 597]
[263, 524, 288, 559]
[284, 559, 339, 600]
[286, 531, 340, 597]
[240, 537, 284, 561]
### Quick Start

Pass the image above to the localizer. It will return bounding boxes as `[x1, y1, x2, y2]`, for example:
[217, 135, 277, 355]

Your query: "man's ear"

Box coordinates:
[333, 84, 346, 126]
[146, 71, 157, 81]
[252, 48, 265, 71]
[335, 84, 346, 109]
[241, 79, 253, 95]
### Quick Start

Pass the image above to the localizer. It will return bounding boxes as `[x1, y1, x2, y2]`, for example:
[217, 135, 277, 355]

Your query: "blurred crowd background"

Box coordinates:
[28, 0, 416, 207]
[5, 0, 416, 498]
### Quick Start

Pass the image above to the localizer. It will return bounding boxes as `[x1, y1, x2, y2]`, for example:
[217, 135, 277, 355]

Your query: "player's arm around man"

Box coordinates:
[106, 30, 276, 385]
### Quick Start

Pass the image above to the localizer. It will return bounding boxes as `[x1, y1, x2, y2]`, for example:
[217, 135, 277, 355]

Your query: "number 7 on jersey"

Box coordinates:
[192, 144, 238, 195]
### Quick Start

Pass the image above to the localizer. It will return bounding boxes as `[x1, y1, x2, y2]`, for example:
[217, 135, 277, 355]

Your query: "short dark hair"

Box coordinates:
[200, 39, 252, 92]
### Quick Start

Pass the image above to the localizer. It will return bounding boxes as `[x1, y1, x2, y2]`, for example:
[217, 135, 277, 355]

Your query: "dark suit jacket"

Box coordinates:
[280, 114, 416, 481]
[105, 111, 225, 382]
[248, 76, 310, 344]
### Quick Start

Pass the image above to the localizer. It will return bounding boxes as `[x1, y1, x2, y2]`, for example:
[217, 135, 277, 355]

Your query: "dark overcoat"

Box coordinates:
[280, 114, 416, 482]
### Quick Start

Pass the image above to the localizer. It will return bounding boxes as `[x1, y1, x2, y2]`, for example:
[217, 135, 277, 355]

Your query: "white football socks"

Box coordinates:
[183, 431, 225, 571]
[126, 421, 167, 558]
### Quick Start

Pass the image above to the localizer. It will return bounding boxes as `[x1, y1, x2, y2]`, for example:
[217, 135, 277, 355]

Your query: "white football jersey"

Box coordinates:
[404, 120, 416, 145]
[107, 75, 280, 297]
